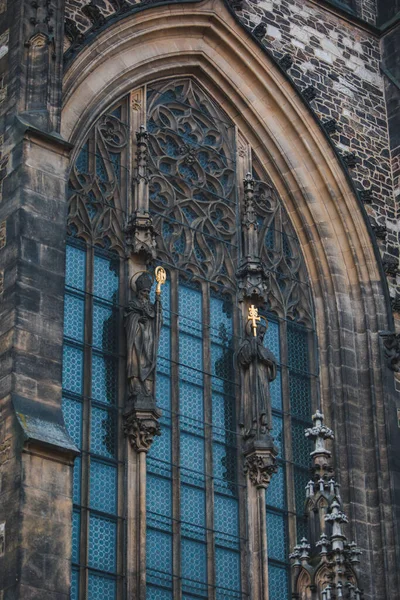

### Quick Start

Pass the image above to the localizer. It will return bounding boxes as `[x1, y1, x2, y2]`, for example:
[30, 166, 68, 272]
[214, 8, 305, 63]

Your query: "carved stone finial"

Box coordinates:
[342, 152, 358, 168]
[305, 409, 334, 459]
[381, 331, 400, 372]
[323, 119, 338, 134]
[243, 450, 278, 488]
[123, 408, 161, 452]
[279, 53, 293, 71]
[302, 85, 317, 102]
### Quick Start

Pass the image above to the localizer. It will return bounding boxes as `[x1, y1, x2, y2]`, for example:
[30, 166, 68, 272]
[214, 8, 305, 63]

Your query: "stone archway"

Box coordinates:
[60, 2, 399, 597]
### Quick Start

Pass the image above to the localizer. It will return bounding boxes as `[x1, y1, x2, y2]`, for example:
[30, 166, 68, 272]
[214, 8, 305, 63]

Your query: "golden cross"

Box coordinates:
[155, 266, 167, 295]
[248, 304, 261, 337]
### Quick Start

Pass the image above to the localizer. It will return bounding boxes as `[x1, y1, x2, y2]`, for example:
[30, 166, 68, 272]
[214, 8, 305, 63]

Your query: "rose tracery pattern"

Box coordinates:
[147, 79, 238, 289]
[67, 106, 128, 254]
[252, 169, 313, 325]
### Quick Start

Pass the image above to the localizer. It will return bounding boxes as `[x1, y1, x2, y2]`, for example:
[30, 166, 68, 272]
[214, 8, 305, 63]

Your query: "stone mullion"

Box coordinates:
[234, 303, 249, 600]
[116, 255, 127, 599]
[79, 243, 94, 598]
[280, 318, 296, 550]
[202, 282, 216, 600]
[171, 270, 181, 600]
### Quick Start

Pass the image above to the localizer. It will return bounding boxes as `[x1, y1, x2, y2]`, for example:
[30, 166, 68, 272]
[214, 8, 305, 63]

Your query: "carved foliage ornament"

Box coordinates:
[123, 411, 161, 452]
[244, 452, 277, 488]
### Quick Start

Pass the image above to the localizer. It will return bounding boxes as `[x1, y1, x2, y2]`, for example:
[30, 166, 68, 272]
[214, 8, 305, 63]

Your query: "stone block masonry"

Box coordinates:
[233, 0, 399, 301]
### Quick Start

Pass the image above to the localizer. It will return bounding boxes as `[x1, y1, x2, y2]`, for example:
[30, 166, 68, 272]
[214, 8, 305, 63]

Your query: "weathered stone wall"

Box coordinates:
[233, 0, 398, 302]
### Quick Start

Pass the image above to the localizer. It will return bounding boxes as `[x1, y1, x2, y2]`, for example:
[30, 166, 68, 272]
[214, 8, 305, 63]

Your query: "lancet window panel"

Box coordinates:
[62, 98, 129, 600]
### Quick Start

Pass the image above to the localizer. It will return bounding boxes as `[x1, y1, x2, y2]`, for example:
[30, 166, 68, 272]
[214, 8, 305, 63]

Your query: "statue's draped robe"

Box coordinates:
[238, 337, 277, 440]
[125, 296, 162, 400]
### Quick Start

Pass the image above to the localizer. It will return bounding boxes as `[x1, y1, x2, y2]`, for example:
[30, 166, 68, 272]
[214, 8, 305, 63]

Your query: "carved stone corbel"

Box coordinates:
[123, 408, 161, 453]
[244, 448, 278, 488]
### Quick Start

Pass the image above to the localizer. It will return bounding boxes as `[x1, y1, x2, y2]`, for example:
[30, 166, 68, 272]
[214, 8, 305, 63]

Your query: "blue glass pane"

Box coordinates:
[211, 343, 234, 384]
[147, 588, 173, 600]
[90, 460, 117, 514]
[71, 568, 79, 600]
[179, 284, 202, 334]
[266, 511, 287, 561]
[158, 325, 171, 362]
[88, 573, 116, 600]
[287, 323, 309, 373]
[147, 529, 173, 588]
[266, 464, 286, 509]
[66, 245, 86, 292]
[62, 345, 83, 395]
[296, 517, 308, 542]
[93, 255, 119, 303]
[180, 380, 203, 434]
[93, 303, 117, 353]
[88, 515, 117, 573]
[213, 441, 236, 495]
[62, 397, 82, 448]
[92, 354, 117, 404]
[212, 391, 233, 442]
[180, 334, 203, 374]
[270, 371, 282, 411]
[180, 432, 205, 484]
[294, 468, 309, 516]
[215, 547, 241, 595]
[72, 510, 80, 564]
[181, 484, 206, 539]
[289, 373, 311, 419]
[64, 294, 85, 342]
[182, 538, 207, 596]
[73, 457, 81, 504]
[76, 143, 89, 173]
[264, 319, 280, 362]
[292, 420, 312, 467]
[96, 155, 108, 182]
[156, 373, 171, 413]
[91, 406, 116, 459]
[271, 414, 283, 457]
[214, 494, 239, 548]
[210, 294, 233, 344]
[268, 564, 289, 599]
[148, 424, 171, 476]
[147, 474, 172, 531]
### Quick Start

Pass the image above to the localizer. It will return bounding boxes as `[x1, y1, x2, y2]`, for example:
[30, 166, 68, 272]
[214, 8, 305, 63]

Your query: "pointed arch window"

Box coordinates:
[61, 77, 317, 600]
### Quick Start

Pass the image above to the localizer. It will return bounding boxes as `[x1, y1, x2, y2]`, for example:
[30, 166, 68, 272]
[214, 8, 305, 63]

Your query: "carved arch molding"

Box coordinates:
[61, 1, 400, 599]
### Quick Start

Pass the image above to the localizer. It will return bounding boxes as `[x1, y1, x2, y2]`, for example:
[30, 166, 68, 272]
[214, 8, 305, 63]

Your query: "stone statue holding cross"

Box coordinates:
[237, 305, 277, 442]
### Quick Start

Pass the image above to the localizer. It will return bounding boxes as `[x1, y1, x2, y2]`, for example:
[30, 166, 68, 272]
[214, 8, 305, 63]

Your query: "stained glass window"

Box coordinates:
[62, 79, 317, 600]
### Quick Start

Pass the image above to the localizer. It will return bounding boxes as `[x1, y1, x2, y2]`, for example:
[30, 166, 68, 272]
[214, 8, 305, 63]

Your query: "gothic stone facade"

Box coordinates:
[0, 1, 399, 599]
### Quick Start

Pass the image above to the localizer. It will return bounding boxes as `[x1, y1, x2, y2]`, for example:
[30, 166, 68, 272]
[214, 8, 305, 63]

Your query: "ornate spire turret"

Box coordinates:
[236, 173, 269, 302]
[124, 126, 157, 262]
[290, 410, 363, 599]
